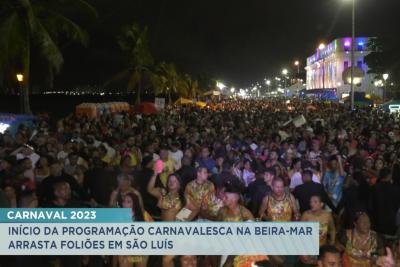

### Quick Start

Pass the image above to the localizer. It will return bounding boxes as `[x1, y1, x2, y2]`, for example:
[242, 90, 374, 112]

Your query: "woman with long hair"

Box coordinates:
[298, 195, 335, 266]
[113, 193, 146, 267]
[147, 171, 183, 222]
[337, 212, 385, 267]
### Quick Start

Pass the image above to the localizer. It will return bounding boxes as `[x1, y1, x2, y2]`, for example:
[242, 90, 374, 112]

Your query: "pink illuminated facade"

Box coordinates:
[305, 37, 381, 98]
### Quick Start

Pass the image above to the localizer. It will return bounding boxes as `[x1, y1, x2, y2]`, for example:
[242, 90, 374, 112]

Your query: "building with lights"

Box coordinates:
[305, 37, 382, 99]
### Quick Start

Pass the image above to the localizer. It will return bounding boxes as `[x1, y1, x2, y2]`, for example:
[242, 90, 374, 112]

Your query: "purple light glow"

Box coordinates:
[344, 41, 351, 47]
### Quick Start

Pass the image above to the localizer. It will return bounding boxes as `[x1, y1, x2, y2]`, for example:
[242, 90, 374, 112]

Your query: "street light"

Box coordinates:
[383, 73, 389, 100]
[383, 73, 389, 81]
[282, 69, 288, 76]
[16, 73, 24, 113]
[216, 82, 226, 90]
[294, 60, 300, 74]
[266, 80, 271, 95]
[16, 74, 24, 82]
[230, 87, 235, 93]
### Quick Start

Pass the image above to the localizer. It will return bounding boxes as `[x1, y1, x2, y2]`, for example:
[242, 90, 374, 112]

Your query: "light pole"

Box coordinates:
[344, 0, 356, 109]
[294, 61, 300, 90]
[266, 80, 271, 96]
[282, 69, 288, 90]
[294, 61, 300, 75]
[16, 74, 24, 113]
[383, 73, 389, 100]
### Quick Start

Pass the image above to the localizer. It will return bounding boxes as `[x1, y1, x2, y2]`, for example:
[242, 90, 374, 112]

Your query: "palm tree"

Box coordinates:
[153, 62, 180, 104]
[179, 74, 199, 99]
[0, 0, 96, 114]
[111, 24, 154, 105]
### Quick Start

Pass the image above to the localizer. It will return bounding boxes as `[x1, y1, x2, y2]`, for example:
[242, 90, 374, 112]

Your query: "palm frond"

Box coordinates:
[40, 9, 89, 46]
[31, 19, 64, 73]
[0, 13, 23, 69]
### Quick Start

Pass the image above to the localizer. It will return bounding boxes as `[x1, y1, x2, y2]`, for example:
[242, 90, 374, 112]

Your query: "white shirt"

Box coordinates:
[16, 153, 40, 169]
[289, 171, 320, 190]
[169, 150, 183, 169]
[242, 169, 255, 187]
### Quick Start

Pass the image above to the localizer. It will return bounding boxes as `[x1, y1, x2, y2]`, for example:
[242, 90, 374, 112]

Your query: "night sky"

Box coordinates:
[57, 0, 400, 89]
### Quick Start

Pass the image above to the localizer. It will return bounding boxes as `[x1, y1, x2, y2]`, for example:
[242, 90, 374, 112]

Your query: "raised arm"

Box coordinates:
[147, 171, 161, 199]
[336, 155, 345, 177]
[289, 193, 300, 221]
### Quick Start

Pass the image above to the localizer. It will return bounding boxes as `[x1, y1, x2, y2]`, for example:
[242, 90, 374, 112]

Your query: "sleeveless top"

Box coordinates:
[344, 229, 378, 267]
[266, 193, 292, 222]
[159, 192, 182, 211]
[303, 211, 330, 246]
[219, 205, 247, 222]
[219, 205, 269, 266]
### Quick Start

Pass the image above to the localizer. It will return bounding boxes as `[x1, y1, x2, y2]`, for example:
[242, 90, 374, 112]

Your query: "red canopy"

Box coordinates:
[134, 102, 159, 114]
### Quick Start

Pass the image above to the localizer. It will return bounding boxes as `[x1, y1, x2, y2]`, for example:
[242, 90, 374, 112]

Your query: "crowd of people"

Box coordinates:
[1, 98, 400, 267]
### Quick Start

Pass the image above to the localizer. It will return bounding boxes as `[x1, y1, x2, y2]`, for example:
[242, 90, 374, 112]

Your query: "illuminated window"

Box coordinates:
[357, 42, 364, 51]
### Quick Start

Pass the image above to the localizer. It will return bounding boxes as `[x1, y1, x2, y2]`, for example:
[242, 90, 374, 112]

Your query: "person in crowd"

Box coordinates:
[323, 154, 345, 207]
[64, 153, 79, 176]
[35, 156, 50, 183]
[38, 159, 87, 206]
[299, 195, 336, 266]
[369, 168, 400, 237]
[246, 168, 274, 216]
[217, 179, 269, 267]
[113, 192, 147, 267]
[195, 147, 216, 173]
[184, 167, 215, 221]
[289, 160, 320, 191]
[294, 170, 336, 214]
[337, 171, 370, 230]
[169, 142, 183, 170]
[147, 170, 183, 222]
[134, 156, 160, 219]
[109, 173, 144, 211]
[317, 245, 341, 267]
[159, 148, 177, 188]
[241, 159, 255, 187]
[259, 177, 299, 222]
[337, 212, 385, 267]
[176, 156, 196, 190]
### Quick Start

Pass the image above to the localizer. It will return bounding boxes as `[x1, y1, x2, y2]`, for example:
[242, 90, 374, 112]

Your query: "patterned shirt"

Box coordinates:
[184, 180, 215, 210]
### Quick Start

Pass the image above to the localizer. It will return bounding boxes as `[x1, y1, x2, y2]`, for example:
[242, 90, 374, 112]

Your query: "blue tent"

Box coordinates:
[0, 113, 37, 136]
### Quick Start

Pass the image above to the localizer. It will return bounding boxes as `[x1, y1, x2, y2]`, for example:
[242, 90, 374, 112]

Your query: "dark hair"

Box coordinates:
[302, 169, 313, 179]
[264, 168, 276, 177]
[224, 178, 243, 194]
[124, 193, 144, 222]
[354, 211, 369, 223]
[310, 194, 323, 203]
[196, 166, 208, 173]
[167, 173, 186, 207]
[318, 245, 340, 260]
[292, 158, 302, 167]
